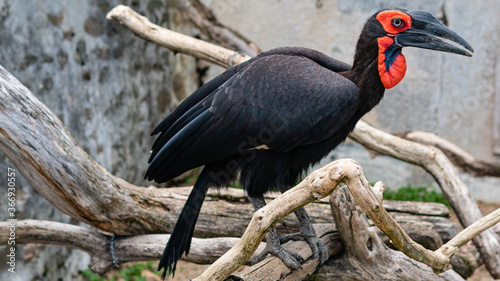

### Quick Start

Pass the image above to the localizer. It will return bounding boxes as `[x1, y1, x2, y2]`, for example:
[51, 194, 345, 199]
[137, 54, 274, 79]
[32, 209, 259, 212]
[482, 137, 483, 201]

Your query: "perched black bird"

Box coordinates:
[146, 8, 473, 278]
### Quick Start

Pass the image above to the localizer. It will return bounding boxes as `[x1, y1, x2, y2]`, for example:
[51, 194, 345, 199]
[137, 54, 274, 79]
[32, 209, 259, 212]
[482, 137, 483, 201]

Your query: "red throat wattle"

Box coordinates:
[376, 10, 412, 89]
[377, 37, 407, 89]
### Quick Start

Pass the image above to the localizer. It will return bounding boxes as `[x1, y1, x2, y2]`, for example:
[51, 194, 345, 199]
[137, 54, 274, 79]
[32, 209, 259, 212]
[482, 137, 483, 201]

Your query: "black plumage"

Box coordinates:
[147, 47, 364, 277]
[145, 8, 473, 278]
[147, 49, 360, 186]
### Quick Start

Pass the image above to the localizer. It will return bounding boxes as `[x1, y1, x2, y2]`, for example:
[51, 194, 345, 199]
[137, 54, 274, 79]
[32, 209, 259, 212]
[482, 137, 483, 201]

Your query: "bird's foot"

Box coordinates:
[280, 232, 329, 265]
[248, 240, 304, 269]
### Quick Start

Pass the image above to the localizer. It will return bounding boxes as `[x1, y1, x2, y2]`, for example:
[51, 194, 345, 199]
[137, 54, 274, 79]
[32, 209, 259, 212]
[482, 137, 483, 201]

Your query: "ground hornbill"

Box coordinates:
[145, 8, 473, 278]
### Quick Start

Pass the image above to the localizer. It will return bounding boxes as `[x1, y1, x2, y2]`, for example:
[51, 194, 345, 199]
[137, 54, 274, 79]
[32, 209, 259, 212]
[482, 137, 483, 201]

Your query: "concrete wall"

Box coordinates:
[203, 0, 500, 200]
[0, 0, 198, 279]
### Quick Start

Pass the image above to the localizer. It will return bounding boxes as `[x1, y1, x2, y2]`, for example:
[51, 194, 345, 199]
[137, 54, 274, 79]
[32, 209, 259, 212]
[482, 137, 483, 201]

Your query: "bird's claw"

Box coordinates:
[280, 232, 329, 265]
[279, 232, 307, 244]
[274, 247, 304, 269]
[249, 242, 304, 269]
[305, 234, 329, 265]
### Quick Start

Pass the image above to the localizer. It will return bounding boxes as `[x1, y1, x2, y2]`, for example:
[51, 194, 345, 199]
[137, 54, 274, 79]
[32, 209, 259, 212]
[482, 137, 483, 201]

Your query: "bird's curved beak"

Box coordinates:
[395, 10, 474, 57]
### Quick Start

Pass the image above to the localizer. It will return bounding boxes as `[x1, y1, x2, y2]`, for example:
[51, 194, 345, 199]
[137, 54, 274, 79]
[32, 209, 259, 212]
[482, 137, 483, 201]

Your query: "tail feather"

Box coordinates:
[146, 110, 212, 180]
[151, 66, 239, 137]
[150, 103, 205, 155]
[158, 168, 210, 279]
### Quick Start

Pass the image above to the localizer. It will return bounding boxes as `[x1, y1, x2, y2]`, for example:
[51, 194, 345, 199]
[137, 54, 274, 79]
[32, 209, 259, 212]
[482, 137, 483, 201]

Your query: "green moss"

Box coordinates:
[80, 261, 159, 281]
[383, 185, 450, 208]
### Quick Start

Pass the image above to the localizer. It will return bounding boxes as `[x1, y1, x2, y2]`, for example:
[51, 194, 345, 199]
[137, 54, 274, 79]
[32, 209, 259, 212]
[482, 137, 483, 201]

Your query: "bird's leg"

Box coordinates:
[278, 186, 329, 265]
[281, 207, 329, 265]
[247, 195, 304, 269]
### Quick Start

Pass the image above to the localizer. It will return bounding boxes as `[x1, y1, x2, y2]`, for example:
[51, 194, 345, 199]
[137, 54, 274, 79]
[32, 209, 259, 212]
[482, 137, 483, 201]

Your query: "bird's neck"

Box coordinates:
[342, 48, 386, 115]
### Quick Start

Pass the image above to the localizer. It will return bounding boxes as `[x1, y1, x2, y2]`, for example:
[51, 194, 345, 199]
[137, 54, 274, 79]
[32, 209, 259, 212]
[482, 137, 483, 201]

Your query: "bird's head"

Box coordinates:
[355, 8, 473, 89]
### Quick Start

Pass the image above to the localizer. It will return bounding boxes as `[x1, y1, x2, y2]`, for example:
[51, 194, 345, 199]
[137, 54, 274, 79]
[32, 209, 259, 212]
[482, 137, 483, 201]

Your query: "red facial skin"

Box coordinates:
[375, 10, 412, 89]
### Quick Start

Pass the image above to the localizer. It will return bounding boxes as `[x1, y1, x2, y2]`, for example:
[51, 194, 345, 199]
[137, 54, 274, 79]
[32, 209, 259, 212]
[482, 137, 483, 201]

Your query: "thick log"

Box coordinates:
[0, 219, 263, 274]
[310, 185, 464, 281]
[0, 66, 457, 241]
[193, 160, 500, 280]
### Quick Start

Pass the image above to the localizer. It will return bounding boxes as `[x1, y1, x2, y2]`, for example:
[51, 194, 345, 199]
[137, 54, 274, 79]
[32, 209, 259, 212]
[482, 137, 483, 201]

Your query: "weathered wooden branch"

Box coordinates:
[195, 159, 500, 280]
[0, 213, 483, 279]
[0, 219, 263, 274]
[105, 4, 251, 68]
[396, 130, 500, 177]
[314, 185, 463, 281]
[106, 4, 500, 278]
[174, 0, 261, 57]
[350, 121, 500, 277]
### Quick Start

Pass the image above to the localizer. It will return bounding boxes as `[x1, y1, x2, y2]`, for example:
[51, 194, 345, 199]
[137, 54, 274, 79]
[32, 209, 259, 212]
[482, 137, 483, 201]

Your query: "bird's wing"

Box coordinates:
[149, 65, 240, 151]
[208, 53, 359, 152]
[146, 49, 358, 182]
[146, 63, 250, 182]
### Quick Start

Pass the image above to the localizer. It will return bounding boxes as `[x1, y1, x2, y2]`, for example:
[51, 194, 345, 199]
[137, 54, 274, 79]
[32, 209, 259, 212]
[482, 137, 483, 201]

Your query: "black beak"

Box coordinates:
[395, 10, 474, 57]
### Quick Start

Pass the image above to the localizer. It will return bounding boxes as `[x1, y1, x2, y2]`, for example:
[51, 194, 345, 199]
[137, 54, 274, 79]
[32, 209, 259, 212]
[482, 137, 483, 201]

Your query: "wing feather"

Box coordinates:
[209, 54, 359, 152]
[146, 47, 358, 182]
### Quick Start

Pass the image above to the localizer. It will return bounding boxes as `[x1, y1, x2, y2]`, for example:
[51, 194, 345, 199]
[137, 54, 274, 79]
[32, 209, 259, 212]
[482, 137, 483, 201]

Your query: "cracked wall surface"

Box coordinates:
[0, 0, 198, 279]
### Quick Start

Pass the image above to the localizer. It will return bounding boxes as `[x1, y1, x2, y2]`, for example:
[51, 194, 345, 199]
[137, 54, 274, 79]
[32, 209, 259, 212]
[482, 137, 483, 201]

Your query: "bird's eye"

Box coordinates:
[391, 18, 404, 28]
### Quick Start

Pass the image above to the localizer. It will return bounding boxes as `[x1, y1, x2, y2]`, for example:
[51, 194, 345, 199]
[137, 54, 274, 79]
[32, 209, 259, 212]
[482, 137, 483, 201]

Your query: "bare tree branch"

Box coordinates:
[319, 185, 463, 281]
[175, 0, 261, 56]
[396, 131, 500, 177]
[194, 159, 500, 280]
[350, 121, 500, 276]
[437, 208, 500, 260]
[0, 219, 262, 274]
[326, 192, 496, 279]
[105, 4, 251, 68]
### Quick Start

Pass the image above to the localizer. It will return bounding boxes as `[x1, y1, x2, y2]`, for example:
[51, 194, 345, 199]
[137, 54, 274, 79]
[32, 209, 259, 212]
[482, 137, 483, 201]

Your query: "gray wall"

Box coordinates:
[0, 0, 198, 279]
